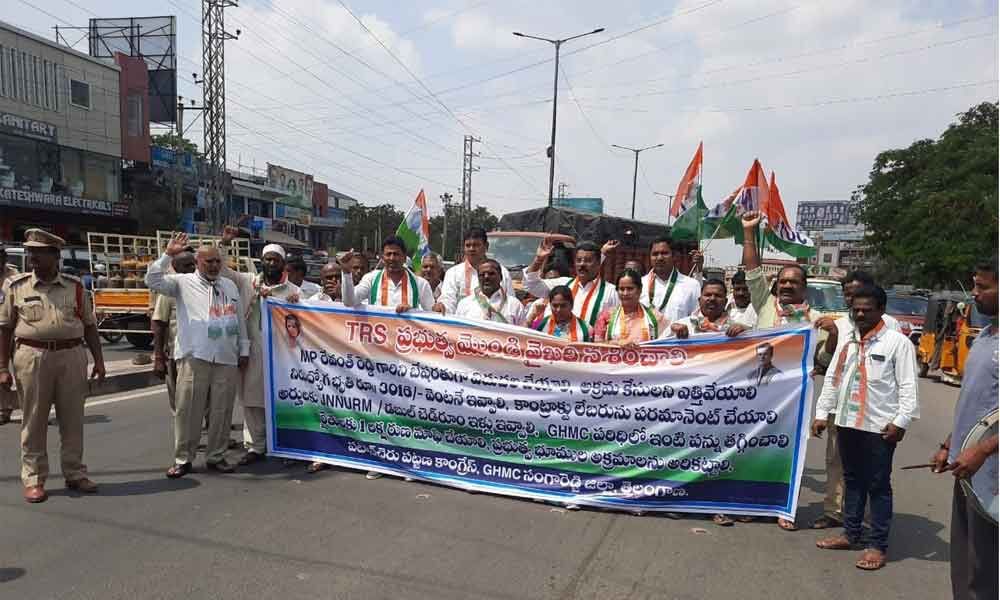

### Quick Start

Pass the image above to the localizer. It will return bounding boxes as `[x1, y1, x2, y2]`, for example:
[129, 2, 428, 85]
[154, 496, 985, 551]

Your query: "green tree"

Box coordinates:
[428, 204, 500, 262]
[855, 102, 998, 287]
[338, 204, 404, 254]
[152, 132, 200, 155]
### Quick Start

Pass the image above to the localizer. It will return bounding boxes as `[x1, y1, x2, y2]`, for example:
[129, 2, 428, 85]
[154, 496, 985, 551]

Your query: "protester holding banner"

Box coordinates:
[455, 259, 526, 326]
[340, 237, 439, 315]
[727, 271, 758, 328]
[640, 237, 701, 322]
[594, 270, 667, 344]
[523, 239, 619, 330]
[531, 286, 592, 341]
[145, 233, 249, 477]
[525, 266, 570, 327]
[439, 228, 513, 314]
[813, 284, 920, 571]
[741, 210, 838, 531]
[219, 227, 301, 467]
[339, 236, 439, 480]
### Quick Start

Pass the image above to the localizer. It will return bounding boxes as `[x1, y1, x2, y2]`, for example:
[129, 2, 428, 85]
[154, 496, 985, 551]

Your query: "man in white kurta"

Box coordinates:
[454, 259, 527, 327]
[219, 229, 300, 465]
[640, 237, 701, 323]
[523, 240, 618, 330]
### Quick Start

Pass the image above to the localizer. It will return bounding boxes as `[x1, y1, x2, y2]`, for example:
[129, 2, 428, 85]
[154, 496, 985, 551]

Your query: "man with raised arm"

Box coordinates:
[439, 228, 513, 314]
[523, 239, 619, 330]
[218, 227, 300, 467]
[739, 210, 839, 531]
[146, 232, 249, 478]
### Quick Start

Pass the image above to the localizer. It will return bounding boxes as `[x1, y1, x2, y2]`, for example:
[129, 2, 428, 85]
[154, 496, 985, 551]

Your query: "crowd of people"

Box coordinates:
[0, 218, 995, 593]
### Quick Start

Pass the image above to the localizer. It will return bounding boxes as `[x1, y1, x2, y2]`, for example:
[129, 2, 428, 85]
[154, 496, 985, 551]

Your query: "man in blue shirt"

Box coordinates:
[932, 259, 998, 600]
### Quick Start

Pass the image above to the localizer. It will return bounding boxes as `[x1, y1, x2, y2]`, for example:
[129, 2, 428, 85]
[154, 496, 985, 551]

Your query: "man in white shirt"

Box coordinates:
[285, 255, 322, 299]
[523, 239, 619, 329]
[341, 236, 439, 314]
[146, 233, 250, 477]
[727, 270, 758, 327]
[813, 284, 919, 571]
[420, 253, 445, 301]
[812, 270, 903, 531]
[439, 228, 513, 314]
[340, 236, 440, 480]
[455, 259, 526, 327]
[641, 236, 701, 323]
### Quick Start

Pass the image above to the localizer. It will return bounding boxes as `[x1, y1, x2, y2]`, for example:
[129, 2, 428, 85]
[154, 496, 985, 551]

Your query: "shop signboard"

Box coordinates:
[0, 188, 128, 217]
[0, 112, 57, 143]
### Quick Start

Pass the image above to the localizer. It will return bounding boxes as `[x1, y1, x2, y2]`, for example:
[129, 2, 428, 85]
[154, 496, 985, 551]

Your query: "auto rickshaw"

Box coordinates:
[917, 292, 989, 385]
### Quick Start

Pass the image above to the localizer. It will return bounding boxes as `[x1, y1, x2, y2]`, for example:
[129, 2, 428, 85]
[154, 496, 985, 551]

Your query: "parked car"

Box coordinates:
[885, 293, 928, 344]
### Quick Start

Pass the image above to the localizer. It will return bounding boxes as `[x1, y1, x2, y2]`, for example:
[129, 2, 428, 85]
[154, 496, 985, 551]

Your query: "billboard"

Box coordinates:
[89, 16, 177, 124]
[267, 163, 314, 210]
[554, 197, 604, 214]
[795, 201, 856, 232]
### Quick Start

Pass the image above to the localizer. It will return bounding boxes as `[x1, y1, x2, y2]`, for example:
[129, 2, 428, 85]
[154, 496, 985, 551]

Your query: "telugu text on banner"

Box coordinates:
[263, 300, 816, 519]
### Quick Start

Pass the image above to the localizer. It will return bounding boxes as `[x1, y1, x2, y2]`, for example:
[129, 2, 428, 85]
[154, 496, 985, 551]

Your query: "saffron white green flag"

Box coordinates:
[396, 189, 432, 271]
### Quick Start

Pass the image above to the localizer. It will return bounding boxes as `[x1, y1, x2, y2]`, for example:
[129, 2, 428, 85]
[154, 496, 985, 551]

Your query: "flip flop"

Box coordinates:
[713, 514, 735, 527]
[855, 548, 887, 570]
[777, 518, 798, 531]
[816, 535, 855, 550]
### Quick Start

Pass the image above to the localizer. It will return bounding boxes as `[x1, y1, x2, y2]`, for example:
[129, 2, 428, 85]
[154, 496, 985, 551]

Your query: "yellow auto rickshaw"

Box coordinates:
[917, 292, 989, 385]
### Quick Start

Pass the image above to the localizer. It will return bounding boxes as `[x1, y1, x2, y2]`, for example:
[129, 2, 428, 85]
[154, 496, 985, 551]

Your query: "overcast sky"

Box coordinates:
[12, 0, 999, 263]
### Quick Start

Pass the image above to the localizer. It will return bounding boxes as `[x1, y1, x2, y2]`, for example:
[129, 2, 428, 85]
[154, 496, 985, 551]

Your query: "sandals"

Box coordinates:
[856, 548, 887, 571]
[712, 514, 735, 527]
[166, 463, 192, 479]
[306, 462, 327, 474]
[811, 515, 843, 529]
[816, 535, 855, 550]
[777, 518, 798, 531]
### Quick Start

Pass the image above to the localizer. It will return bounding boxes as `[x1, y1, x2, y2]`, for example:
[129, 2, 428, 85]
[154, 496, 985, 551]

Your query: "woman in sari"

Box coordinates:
[594, 269, 668, 346]
[533, 285, 592, 342]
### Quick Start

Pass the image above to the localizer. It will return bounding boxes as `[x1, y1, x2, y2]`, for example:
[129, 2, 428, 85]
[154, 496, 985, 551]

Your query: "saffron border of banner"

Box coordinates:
[263, 299, 814, 519]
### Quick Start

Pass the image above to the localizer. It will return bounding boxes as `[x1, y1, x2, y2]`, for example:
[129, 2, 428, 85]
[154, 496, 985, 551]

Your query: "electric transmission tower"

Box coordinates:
[460, 135, 480, 235]
[201, 0, 239, 231]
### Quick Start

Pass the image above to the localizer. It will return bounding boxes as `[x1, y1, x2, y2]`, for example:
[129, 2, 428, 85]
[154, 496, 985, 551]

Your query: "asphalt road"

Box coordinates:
[0, 377, 962, 600]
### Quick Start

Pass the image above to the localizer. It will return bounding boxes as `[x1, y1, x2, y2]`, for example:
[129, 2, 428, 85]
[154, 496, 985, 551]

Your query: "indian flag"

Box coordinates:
[395, 189, 432, 271]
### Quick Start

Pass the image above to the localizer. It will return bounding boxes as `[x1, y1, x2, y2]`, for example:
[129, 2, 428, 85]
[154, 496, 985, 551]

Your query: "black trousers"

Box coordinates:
[951, 481, 998, 600]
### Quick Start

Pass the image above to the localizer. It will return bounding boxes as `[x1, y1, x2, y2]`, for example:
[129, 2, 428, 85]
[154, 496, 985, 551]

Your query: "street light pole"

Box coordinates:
[612, 143, 664, 219]
[513, 27, 604, 208]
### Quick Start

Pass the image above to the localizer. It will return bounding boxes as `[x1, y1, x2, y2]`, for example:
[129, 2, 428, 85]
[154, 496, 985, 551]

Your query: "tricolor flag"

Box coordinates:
[762, 172, 816, 258]
[395, 189, 432, 271]
[668, 142, 710, 241]
[702, 159, 771, 242]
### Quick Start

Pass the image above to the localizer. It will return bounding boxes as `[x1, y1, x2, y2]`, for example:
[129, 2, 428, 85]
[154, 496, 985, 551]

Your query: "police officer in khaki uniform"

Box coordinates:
[0, 229, 106, 504]
[0, 245, 19, 424]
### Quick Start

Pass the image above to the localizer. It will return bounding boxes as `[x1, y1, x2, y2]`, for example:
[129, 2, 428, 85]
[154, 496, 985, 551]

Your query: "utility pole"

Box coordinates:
[612, 143, 664, 219]
[557, 182, 568, 199]
[513, 27, 604, 208]
[440, 192, 453, 260]
[654, 192, 676, 225]
[201, 0, 240, 233]
[460, 135, 480, 236]
[173, 97, 203, 221]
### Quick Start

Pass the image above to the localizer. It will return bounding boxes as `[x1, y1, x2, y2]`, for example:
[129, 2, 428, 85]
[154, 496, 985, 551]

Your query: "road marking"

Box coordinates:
[85, 385, 166, 408]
